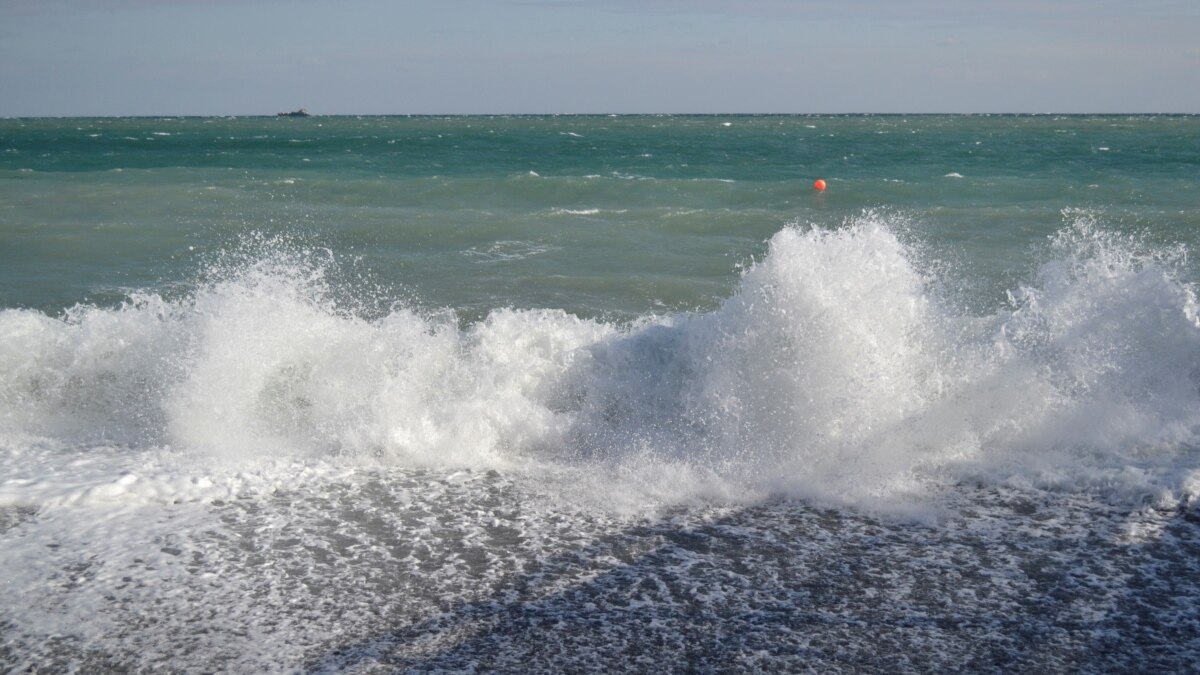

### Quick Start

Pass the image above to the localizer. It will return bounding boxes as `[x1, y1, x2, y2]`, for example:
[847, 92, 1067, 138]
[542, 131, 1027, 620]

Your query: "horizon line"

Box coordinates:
[4, 111, 1200, 119]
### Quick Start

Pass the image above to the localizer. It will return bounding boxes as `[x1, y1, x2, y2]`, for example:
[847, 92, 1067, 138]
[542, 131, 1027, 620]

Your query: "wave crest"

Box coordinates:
[3, 213, 1199, 511]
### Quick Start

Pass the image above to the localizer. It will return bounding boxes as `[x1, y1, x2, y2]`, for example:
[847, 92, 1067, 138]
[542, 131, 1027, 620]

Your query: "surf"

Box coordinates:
[2, 212, 1199, 514]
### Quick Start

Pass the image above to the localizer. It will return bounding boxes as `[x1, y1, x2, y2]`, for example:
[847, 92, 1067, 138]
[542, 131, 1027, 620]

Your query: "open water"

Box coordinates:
[2, 115, 1200, 672]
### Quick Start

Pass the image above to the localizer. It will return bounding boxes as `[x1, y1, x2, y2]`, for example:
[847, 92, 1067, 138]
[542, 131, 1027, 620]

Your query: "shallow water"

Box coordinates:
[4, 473, 1198, 672]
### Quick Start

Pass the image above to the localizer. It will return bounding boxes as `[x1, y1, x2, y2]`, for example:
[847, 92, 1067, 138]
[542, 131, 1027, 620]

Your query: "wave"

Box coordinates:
[3, 213, 1199, 513]
[461, 240, 556, 263]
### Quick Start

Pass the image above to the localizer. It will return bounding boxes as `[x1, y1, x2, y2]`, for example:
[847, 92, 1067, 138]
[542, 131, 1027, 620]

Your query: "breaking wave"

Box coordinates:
[3, 213, 1199, 512]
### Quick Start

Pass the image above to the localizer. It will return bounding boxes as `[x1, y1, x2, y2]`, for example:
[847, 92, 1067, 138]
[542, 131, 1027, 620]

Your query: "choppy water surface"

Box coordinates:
[2, 115, 1199, 672]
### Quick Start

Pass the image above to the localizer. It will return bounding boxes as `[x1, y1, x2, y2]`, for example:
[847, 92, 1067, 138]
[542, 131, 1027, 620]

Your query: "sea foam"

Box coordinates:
[2, 213, 1199, 513]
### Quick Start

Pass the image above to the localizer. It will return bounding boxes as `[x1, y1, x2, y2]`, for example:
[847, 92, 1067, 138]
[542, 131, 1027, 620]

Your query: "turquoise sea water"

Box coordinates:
[3, 115, 1200, 671]
[4, 115, 1198, 316]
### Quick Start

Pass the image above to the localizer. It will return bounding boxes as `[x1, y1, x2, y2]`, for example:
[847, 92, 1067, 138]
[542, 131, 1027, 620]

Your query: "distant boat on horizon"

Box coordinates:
[277, 109, 311, 117]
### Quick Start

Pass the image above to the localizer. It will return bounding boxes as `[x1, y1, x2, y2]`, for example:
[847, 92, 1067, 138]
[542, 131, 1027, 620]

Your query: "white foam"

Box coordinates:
[462, 240, 555, 262]
[2, 214, 1199, 514]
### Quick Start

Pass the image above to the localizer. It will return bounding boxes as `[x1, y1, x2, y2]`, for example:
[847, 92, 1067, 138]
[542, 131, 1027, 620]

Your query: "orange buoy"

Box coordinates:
[813, 178, 827, 191]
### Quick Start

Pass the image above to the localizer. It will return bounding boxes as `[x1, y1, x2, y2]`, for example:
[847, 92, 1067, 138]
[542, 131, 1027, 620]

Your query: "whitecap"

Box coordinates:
[3, 215, 1199, 515]
[462, 240, 555, 263]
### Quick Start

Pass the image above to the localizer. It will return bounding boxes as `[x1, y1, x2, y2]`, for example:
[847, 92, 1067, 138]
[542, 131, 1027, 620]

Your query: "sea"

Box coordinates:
[2, 114, 1199, 672]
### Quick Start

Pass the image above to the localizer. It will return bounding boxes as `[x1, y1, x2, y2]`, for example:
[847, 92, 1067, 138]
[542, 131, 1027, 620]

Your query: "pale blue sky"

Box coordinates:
[1, 0, 1197, 115]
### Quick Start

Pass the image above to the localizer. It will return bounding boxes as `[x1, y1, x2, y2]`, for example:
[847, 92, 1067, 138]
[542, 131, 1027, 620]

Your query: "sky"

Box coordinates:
[1, 0, 1198, 116]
